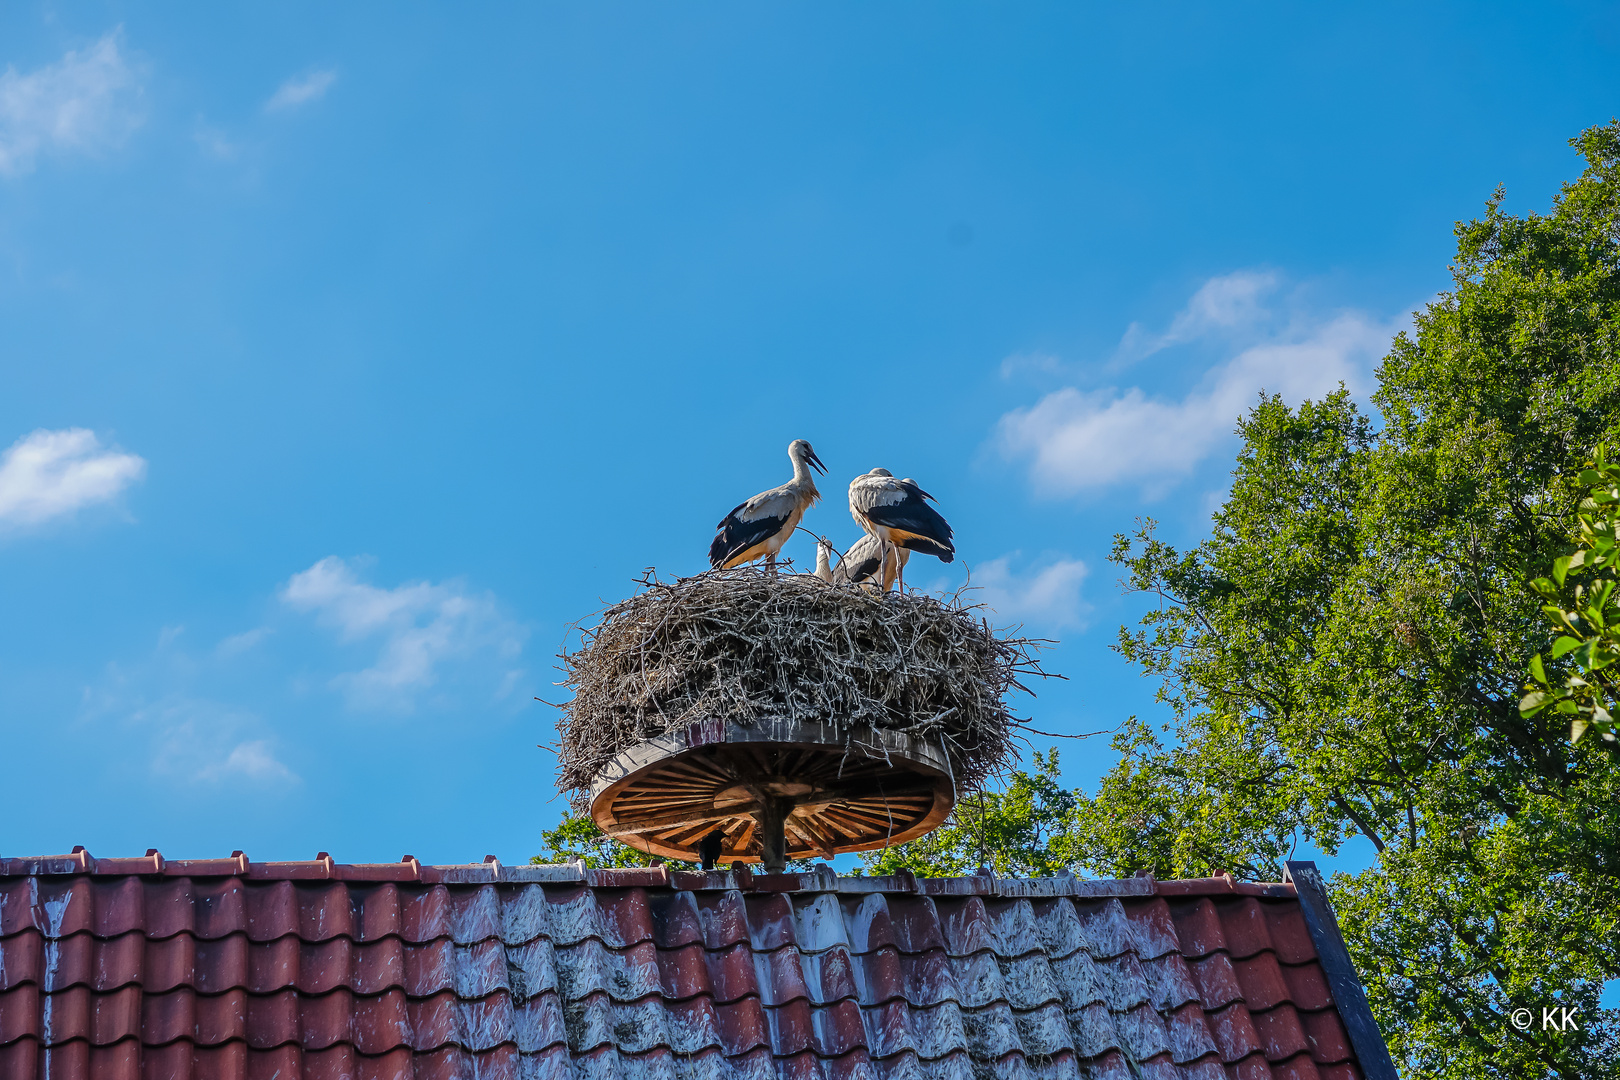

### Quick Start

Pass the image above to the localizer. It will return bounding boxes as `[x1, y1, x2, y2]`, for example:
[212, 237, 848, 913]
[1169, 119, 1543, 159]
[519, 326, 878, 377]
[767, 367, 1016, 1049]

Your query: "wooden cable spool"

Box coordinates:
[589, 717, 956, 872]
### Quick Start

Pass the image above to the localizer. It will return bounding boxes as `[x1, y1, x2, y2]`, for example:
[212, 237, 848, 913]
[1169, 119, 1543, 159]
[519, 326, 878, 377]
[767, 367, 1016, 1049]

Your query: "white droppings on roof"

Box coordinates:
[789, 891, 849, 953]
[1074, 898, 1134, 961]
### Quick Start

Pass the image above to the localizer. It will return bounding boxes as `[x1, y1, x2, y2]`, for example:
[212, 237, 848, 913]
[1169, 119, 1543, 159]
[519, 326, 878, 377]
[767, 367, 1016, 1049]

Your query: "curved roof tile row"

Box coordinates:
[2, 877, 1204, 957]
[1, 929, 1278, 1010]
[0, 982, 1353, 1063]
[0, 1037, 1360, 1080]
[0, 854, 1382, 1079]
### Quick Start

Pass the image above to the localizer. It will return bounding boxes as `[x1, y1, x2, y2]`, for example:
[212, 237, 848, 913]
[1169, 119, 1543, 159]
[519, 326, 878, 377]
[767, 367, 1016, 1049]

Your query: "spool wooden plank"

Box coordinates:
[589, 718, 956, 864]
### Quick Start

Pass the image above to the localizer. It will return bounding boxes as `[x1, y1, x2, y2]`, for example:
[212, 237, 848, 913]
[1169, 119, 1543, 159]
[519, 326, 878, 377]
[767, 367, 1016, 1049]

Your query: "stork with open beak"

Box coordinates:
[848, 468, 955, 590]
[832, 532, 904, 590]
[709, 439, 828, 571]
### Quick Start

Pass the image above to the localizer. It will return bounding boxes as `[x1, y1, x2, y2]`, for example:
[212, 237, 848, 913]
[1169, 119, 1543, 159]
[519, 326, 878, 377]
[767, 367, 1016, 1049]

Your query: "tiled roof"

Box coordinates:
[0, 850, 1394, 1079]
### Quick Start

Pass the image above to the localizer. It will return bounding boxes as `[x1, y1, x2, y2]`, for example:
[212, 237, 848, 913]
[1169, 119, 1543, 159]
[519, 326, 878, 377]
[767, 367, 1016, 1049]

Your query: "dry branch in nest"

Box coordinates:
[556, 567, 1053, 809]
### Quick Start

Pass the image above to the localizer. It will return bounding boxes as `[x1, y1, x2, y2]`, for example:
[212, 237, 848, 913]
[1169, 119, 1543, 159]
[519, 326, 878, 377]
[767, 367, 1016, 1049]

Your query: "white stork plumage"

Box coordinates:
[709, 439, 828, 570]
[832, 532, 904, 590]
[814, 538, 834, 582]
[847, 468, 955, 590]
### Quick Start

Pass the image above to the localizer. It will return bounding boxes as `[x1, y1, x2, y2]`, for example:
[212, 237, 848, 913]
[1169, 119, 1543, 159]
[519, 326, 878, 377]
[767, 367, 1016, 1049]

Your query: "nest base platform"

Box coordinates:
[588, 718, 956, 869]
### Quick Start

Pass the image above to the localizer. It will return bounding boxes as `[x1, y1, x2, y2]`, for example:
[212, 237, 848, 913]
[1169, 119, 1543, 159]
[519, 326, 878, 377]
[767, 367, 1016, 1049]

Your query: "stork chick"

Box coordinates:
[848, 468, 955, 590]
[814, 537, 834, 582]
[832, 532, 905, 591]
[709, 439, 827, 570]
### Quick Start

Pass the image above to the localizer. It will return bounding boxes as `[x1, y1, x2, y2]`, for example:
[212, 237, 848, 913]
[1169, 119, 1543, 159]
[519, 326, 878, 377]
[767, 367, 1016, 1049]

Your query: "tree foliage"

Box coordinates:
[1090, 124, 1620, 1079]
[1524, 448, 1620, 747]
[529, 810, 687, 869]
[879, 123, 1620, 1079]
[861, 749, 1080, 877]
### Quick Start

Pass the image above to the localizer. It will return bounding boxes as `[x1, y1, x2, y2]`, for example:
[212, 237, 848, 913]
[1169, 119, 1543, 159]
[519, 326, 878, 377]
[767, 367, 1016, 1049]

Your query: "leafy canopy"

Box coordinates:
[1093, 122, 1620, 1080]
[861, 749, 1080, 878]
[879, 122, 1620, 1080]
[1523, 447, 1620, 746]
[529, 810, 683, 869]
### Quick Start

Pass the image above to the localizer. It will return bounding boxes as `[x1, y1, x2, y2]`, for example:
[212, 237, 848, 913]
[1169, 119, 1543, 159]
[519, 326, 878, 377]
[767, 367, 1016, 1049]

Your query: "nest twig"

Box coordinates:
[555, 566, 1053, 809]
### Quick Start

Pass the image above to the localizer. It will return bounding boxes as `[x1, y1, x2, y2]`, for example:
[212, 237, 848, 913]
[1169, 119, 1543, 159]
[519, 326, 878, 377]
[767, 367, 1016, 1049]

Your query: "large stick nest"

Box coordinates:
[556, 567, 1052, 808]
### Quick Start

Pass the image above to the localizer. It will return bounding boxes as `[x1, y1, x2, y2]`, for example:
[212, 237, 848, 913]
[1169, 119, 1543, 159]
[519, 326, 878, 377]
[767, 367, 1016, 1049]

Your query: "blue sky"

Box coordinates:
[3, 4, 1618, 867]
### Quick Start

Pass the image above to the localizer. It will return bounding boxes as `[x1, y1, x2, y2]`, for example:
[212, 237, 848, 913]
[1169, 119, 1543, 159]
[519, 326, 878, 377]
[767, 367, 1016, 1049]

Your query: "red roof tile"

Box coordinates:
[0, 852, 1389, 1079]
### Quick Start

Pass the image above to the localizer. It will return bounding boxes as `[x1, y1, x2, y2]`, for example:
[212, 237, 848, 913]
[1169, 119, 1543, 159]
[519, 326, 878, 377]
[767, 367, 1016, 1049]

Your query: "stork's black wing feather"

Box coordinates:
[709, 502, 791, 568]
[865, 496, 956, 563]
[836, 553, 884, 584]
[895, 534, 954, 562]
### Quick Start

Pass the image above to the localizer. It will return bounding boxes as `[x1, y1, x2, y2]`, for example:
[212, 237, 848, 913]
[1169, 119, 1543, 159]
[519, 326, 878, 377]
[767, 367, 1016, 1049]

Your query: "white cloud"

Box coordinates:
[193, 120, 237, 160]
[971, 554, 1090, 631]
[197, 739, 296, 783]
[0, 428, 146, 528]
[999, 351, 1064, 381]
[1115, 270, 1278, 363]
[124, 695, 299, 786]
[996, 273, 1401, 497]
[282, 556, 526, 710]
[0, 32, 142, 176]
[265, 70, 337, 113]
[216, 627, 272, 657]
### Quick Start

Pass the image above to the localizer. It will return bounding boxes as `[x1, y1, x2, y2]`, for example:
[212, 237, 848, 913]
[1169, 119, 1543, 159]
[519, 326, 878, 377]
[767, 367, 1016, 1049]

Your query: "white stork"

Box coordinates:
[709, 439, 828, 570]
[814, 538, 834, 582]
[832, 532, 904, 590]
[848, 468, 955, 589]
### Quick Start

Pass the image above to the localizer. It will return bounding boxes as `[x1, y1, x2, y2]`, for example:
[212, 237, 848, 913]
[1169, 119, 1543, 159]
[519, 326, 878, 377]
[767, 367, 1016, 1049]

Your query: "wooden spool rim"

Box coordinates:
[588, 718, 958, 864]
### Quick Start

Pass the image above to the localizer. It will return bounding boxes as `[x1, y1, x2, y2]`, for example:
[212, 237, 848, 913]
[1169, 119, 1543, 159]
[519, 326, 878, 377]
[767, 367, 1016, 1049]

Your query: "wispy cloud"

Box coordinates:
[970, 553, 1090, 631]
[0, 32, 142, 176]
[78, 559, 523, 788]
[995, 271, 1401, 497]
[1114, 269, 1278, 364]
[999, 351, 1064, 381]
[0, 428, 146, 528]
[216, 627, 272, 657]
[112, 693, 300, 786]
[197, 739, 296, 783]
[265, 70, 337, 113]
[79, 554, 531, 796]
[192, 119, 237, 160]
[281, 556, 526, 711]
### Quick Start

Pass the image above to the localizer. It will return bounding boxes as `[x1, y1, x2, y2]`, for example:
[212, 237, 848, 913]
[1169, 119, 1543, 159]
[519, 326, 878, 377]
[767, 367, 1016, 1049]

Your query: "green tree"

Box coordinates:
[1080, 124, 1620, 1078]
[861, 749, 1080, 877]
[530, 810, 685, 869]
[1523, 448, 1620, 747]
